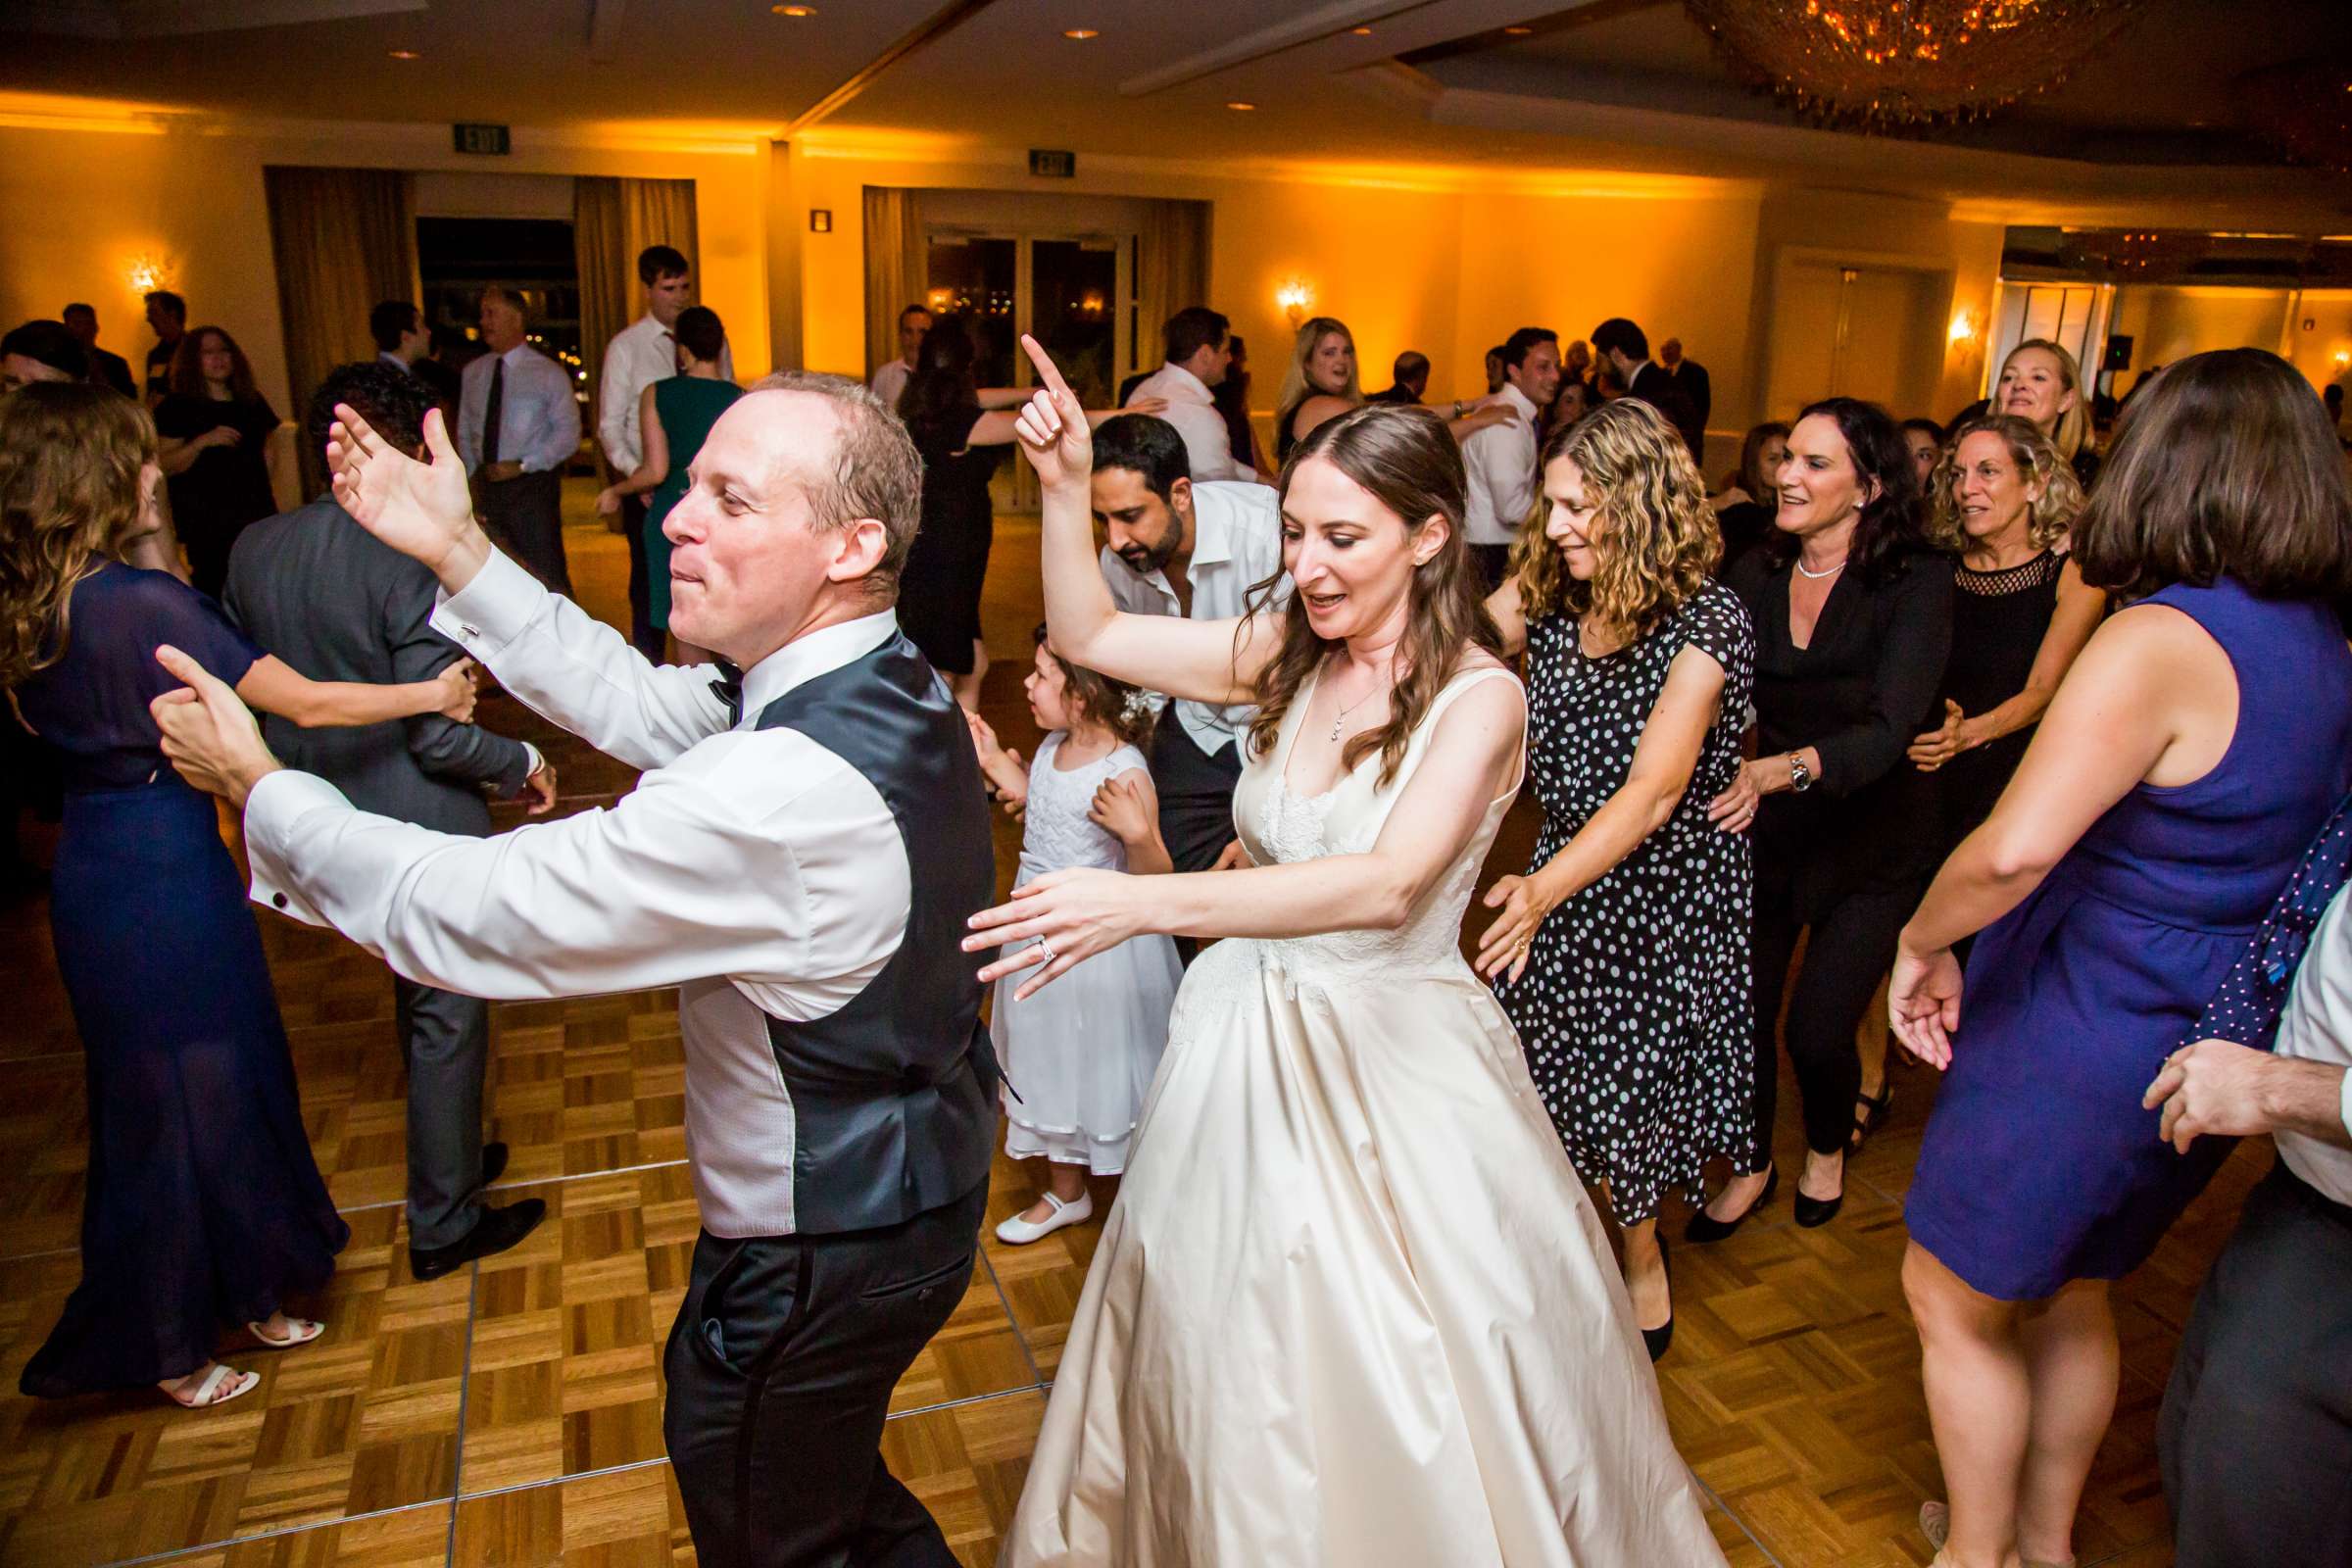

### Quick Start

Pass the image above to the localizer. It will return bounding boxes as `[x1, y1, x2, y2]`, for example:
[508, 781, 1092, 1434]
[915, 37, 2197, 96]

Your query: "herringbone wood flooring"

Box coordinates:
[0, 492, 2238, 1566]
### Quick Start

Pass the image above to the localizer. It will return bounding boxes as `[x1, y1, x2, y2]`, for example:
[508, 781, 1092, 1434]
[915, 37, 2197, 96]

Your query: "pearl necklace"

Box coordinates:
[1794, 556, 1847, 580]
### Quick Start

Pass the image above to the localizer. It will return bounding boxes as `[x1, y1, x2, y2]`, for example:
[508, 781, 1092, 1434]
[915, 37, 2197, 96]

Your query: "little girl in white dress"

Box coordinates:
[968, 628, 1183, 1244]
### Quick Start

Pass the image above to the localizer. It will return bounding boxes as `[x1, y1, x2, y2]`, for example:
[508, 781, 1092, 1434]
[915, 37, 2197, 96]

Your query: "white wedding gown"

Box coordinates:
[1002, 666, 1727, 1567]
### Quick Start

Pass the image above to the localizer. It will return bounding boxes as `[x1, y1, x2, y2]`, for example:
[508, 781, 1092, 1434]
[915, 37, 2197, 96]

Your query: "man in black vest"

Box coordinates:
[148, 371, 998, 1568]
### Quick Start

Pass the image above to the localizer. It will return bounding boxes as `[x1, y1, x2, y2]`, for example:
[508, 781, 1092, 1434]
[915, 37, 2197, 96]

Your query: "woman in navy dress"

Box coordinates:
[2, 383, 477, 1409]
[1889, 351, 2352, 1568]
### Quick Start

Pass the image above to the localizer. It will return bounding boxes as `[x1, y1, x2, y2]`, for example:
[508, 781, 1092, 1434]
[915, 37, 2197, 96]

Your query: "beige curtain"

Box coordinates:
[862, 186, 930, 378]
[1136, 199, 1211, 377]
[264, 166, 418, 498]
[575, 175, 701, 432]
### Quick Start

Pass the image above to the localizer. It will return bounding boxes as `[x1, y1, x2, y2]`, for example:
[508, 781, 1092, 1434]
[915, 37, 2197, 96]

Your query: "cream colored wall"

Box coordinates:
[0, 121, 771, 438]
[2108, 285, 2293, 378]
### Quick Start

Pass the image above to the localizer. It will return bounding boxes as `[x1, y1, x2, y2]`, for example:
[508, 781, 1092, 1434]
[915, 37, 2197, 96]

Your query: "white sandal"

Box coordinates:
[994, 1190, 1093, 1245]
[246, 1315, 324, 1349]
[158, 1362, 260, 1409]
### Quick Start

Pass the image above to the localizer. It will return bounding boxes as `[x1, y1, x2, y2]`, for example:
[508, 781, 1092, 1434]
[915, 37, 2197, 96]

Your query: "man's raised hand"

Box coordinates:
[1013, 334, 1094, 491]
[326, 404, 491, 589]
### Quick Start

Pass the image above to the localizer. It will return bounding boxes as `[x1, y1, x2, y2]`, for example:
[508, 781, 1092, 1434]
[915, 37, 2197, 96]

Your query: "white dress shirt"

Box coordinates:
[1459, 381, 1541, 547]
[1099, 479, 1288, 756]
[1126, 362, 1254, 483]
[869, 358, 912, 416]
[378, 350, 416, 376]
[2274, 880, 2352, 1205]
[458, 344, 582, 476]
[243, 549, 909, 1236]
[598, 313, 735, 474]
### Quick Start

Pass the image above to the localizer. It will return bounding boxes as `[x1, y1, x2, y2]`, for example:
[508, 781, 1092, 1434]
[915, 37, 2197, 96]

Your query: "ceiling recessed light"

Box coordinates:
[1350, 24, 1372, 33]
[1502, 24, 1534, 34]
[1225, 100, 1256, 111]
[1062, 27, 1099, 39]
[772, 3, 816, 15]
[388, 48, 419, 59]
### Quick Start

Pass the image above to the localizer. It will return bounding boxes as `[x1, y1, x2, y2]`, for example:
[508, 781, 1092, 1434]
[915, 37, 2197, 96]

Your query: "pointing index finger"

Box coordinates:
[1019, 333, 1077, 407]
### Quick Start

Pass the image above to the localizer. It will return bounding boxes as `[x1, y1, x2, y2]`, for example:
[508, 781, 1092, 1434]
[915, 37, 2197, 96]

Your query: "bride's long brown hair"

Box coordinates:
[1243, 403, 1502, 787]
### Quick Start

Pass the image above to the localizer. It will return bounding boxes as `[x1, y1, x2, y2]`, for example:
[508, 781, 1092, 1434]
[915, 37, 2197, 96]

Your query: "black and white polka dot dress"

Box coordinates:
[1498, 579, 1760, 1226]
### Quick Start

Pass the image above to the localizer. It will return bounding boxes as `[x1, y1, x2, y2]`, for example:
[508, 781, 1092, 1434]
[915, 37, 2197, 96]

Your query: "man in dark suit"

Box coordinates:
[1367, 350, 1430, 406]
[222, 360, 555, 1280]
[371, 299, 461, 410]
[61, 304, 135, 398]
[1593, 317, 1702, 463]
[1659, 337, 1712, 445]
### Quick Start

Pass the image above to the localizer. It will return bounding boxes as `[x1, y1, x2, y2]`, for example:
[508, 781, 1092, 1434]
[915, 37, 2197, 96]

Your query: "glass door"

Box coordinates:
[927, 227, 1132, 507]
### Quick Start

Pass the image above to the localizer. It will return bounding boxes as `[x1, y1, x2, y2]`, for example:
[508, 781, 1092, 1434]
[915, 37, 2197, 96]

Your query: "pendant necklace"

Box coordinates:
[1328, 686, 1378, 742]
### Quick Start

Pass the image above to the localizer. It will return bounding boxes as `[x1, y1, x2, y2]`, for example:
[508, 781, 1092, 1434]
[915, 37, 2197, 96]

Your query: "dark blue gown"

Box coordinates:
[1906, 577, 2352, 1300]
[16, 562, 348, 1396]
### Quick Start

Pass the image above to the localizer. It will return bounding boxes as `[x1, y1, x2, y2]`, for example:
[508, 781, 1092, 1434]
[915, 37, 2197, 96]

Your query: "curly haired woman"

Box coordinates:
[1481, 397, 1759, 1359]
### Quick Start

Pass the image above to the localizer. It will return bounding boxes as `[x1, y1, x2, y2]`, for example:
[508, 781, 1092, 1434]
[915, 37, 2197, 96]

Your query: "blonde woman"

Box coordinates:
[1480, 398, 1759, 1359]
[1994, 337, 2098, 488]
[1275, 316, 1517, 461]
[1908, 416, 2106, 866]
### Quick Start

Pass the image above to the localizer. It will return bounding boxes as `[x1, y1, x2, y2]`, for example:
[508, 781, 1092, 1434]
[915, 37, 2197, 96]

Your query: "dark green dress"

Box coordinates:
[646, 375, 743, 629]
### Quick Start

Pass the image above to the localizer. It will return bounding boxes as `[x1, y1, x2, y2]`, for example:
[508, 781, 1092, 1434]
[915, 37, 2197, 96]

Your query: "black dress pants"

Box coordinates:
[1146, 706, 1243, 874]
[391, 976, 490, 1251]
[662, 1180, 989, 1568]
[476, 469, 572, 599]
[2160, 1160, 2352, 1568]
[1748, 856, 1916, 1161]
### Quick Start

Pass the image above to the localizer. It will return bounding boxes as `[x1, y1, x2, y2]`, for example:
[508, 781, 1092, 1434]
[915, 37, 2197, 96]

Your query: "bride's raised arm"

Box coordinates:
[967, 671, 1524, 999]
[1013, 334, 1282, 707]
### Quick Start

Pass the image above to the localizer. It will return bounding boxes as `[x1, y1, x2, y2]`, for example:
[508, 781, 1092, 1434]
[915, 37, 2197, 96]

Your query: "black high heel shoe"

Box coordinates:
[1684, 1163, 1777, 1245]
[1642, 1236, 1675, 1362]
[1793, 1169, 1844, 1229]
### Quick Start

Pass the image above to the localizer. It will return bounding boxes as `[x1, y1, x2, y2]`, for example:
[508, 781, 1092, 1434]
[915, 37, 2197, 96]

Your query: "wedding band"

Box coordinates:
[1036, 938, 1056, 963]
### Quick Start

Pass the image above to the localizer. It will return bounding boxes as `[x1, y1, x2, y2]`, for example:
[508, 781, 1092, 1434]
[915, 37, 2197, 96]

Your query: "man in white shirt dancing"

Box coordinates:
[1458, 324, 1560, 591]
[599, 244, 733, 658]
[1088, 413, 1284, 882]
[151, 373, 998, 1568]
[1124, 306, 1255, 483]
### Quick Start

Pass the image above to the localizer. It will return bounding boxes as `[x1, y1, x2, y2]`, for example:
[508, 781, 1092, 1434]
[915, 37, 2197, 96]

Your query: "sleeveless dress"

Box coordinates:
[900, 407, 999, 676]
[16, 564, 349, 1396]
[644, 375, 742, 631]
[992, 734, 1184, 1174]
[1499, 582, 1759, 1224]
[1933, 549, 2066, 861]
[1002, 666, 1726, 1567]
[1906, 576, 2352, 1301]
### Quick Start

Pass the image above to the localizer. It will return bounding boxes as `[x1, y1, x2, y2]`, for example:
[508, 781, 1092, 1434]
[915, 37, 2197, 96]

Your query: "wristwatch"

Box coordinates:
[1788, 753, 1815, 794]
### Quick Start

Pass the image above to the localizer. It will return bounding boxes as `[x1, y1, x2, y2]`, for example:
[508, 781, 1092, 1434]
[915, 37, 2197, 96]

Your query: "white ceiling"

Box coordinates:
[4, 0, 2346, 213]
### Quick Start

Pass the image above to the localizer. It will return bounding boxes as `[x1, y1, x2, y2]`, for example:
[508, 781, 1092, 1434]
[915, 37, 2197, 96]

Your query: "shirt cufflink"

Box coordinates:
[430, 548, 545, 655]
[244, 770, 349, 928]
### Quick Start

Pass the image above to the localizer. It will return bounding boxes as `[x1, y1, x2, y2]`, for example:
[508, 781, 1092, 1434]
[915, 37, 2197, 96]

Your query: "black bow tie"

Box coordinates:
[709, 659, 744, 725]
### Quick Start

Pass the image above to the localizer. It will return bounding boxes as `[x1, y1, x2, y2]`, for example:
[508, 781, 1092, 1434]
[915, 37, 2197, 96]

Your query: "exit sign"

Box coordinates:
[1028, 148, 1076, 179]
[453, 122, 511, 156]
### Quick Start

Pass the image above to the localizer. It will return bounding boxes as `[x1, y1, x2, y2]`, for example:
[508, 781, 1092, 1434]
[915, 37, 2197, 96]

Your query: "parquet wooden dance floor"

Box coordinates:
[0, 495, 2247, 1566]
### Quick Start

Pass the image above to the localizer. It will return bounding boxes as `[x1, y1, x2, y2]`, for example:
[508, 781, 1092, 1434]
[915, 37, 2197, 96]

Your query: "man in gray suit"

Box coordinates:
[223, 361, 555, 1280]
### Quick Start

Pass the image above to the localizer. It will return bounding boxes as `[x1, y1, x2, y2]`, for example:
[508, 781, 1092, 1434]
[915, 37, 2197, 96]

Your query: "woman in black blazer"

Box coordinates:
[1692, 397, 1953, 1237]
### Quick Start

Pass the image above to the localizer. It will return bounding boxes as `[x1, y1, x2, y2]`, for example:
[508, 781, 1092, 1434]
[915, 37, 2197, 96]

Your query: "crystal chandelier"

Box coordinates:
[1684, 0, 2148, 126]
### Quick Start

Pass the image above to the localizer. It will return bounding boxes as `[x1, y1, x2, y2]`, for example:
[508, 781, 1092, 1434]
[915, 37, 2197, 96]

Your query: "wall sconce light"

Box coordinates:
[1276, 280, 1311, 327]
[125, 252, 176, 295]
[2335, 348, 2351, 370]
[1948, 310, 1975, 344]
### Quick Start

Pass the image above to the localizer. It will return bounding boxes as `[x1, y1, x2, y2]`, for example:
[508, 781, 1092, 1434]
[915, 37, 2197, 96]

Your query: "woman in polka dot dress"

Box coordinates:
[1480, 399, 1759, 1361]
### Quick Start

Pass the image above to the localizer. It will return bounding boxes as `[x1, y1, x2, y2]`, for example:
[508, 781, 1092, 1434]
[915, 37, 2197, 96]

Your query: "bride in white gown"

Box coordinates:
[969, 338, 1727, 1567]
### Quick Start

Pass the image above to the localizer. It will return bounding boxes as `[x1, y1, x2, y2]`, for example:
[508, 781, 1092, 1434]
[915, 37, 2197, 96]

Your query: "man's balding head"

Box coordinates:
[660, 372, 923, 666]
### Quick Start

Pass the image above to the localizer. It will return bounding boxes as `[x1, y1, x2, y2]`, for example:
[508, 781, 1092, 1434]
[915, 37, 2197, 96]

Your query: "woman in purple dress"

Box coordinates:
[1888, 350, 2352, 1568]
[3, 383, 476, 1410]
